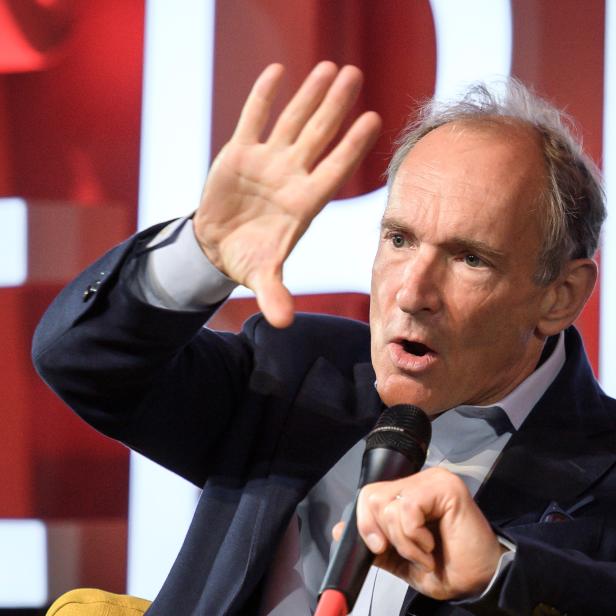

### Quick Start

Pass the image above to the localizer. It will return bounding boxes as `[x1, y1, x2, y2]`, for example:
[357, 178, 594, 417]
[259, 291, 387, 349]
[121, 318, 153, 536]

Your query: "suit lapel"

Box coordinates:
[476, 429, 616, 526]
[477, 328, 616, 526]
[223, 360, 383, 613]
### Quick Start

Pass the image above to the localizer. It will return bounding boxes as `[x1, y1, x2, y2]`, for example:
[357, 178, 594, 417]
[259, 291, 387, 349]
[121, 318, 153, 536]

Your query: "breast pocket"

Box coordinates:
[504, 517, 604, 557]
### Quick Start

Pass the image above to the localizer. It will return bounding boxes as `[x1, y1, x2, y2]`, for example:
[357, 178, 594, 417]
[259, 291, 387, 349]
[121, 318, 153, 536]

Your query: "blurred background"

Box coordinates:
[0, 0, 613, 612]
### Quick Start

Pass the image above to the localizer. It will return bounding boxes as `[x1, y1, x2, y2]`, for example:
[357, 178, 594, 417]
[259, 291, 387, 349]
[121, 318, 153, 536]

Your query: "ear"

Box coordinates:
[537, 259, 598, 337]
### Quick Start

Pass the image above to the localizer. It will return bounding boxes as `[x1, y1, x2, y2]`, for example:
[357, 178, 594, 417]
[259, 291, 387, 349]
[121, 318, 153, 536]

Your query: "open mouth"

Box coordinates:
[401, 340, 433, 357]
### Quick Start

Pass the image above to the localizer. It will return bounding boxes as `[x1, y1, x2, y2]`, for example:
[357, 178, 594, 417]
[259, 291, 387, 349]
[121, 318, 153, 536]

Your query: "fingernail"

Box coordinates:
[365, 533, 384, 553]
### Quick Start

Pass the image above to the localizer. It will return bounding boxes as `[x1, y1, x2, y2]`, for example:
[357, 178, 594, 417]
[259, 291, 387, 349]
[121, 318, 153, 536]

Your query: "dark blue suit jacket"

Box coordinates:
[32, 224, 616, 616]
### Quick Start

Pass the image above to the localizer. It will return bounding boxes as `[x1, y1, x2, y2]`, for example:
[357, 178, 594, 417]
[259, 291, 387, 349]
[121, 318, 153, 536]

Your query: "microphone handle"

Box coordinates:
[319, 489, 372, 608]
[318, 448, 422, 609]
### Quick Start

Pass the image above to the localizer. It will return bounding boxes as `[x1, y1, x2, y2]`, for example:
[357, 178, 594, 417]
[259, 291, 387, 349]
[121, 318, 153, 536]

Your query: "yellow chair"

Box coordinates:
[46, 588, 151, 615]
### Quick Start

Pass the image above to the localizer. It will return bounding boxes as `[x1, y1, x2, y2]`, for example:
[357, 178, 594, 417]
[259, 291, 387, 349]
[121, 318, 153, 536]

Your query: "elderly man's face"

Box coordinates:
[370, 121, 553, 414]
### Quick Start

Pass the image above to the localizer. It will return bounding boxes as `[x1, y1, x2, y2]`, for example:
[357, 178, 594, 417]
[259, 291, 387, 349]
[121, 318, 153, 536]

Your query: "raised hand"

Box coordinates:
[193, 62, 381, 327]
[349, 468, 507, 600]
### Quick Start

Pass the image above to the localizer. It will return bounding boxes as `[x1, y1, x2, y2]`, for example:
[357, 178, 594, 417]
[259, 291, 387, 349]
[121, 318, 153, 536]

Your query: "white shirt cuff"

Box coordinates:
[451, 535, 516, 606]
[478, 535, 516, 598]
[136, 217, 237, 311]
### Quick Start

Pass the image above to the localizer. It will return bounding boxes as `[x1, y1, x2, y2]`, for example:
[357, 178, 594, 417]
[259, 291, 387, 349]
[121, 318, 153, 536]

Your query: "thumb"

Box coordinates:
[252, 272, 295, 329]
[331, 521, 345, 542]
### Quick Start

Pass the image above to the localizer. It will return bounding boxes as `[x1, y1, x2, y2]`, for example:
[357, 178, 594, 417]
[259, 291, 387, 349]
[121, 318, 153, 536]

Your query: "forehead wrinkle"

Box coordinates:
[392, 149, 501, 210]
[387, 169, 494, 233]
[387, 121, 547, 259]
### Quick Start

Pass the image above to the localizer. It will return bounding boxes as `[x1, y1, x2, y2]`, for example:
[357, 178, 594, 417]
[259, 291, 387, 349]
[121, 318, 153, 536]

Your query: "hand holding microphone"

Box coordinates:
[316, 405, 507, 615]
[315, 404, 431, 615]
[356, 466, 506, 602]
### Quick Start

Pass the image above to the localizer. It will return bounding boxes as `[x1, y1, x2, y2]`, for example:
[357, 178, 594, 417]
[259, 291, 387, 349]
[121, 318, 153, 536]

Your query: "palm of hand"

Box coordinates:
[192, 62, 381, 327]
[197, 141, 317, 285]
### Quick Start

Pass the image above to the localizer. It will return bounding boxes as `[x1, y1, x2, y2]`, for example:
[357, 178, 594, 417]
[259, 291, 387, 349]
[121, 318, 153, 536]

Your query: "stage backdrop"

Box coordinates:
[0, 0, 612, 608]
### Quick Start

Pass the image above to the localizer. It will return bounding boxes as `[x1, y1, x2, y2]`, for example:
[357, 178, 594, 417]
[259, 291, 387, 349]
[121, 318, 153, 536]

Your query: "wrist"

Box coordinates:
[457, 535, 515, 604]
[191, 214, 227, 274]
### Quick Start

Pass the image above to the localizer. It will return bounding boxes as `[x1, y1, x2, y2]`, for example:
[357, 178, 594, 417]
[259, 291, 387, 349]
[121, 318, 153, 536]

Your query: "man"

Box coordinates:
[34, 62, 616, 615]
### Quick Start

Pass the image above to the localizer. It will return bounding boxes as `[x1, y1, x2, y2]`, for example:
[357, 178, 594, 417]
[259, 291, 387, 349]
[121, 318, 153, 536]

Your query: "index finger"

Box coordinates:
[233, 63, 285, 144]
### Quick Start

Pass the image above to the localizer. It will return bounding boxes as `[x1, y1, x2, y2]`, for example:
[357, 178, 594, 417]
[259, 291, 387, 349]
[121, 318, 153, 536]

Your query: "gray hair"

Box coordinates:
[387, 81, 606, 284]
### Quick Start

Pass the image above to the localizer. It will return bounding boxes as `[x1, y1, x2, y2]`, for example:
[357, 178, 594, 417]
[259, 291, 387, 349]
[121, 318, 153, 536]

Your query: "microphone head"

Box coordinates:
[365, 404, 431, 463]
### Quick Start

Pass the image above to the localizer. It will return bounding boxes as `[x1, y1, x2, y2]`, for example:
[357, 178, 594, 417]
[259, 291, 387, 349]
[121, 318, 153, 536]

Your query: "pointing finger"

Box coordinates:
[357, 485, 389, 554]
[233, 64, 286, 144]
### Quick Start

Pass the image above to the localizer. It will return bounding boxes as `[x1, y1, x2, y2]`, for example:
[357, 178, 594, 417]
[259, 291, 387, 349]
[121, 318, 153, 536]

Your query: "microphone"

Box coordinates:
[316, 404, 431, 615]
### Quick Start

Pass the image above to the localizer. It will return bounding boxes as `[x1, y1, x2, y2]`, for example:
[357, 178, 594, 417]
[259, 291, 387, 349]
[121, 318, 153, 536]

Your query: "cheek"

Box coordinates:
[369, 263, 403, 340]
[447, 291, 541, 354]
[369, 270, 390, 374]
[370, 254, 401, 305]
[369, 298, 384, 361]
[369, 261, 388, 327]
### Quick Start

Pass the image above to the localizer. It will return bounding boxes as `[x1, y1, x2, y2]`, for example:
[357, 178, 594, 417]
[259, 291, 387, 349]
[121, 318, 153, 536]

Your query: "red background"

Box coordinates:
[0, 0, 606, 598]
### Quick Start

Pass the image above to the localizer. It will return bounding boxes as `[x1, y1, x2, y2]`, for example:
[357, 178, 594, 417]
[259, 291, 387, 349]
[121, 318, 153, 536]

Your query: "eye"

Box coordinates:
[464, 254, 484, 268]
[390, 233, 405, 248]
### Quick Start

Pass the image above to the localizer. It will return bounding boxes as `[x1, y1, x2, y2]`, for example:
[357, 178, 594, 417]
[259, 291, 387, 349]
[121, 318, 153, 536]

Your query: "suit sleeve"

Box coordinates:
[464, 517, 616, 615]
[497, 532, 616, 615]
[32, 222, 255, 487]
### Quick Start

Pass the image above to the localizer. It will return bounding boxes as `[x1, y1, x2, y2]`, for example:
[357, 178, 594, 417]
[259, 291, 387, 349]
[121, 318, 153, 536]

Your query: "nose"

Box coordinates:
[395, 249, 443, 315]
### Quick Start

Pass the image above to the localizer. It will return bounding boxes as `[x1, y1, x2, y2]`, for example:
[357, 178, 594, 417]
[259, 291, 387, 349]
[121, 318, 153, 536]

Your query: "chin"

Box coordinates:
[377, 377, 442, 416]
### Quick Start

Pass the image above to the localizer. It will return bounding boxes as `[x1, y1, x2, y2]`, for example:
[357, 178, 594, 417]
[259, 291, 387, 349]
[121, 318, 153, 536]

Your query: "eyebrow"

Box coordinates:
[447, 237, 506, 263]
[380, 215, 506, 263]
[380, 216, 409, 234]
